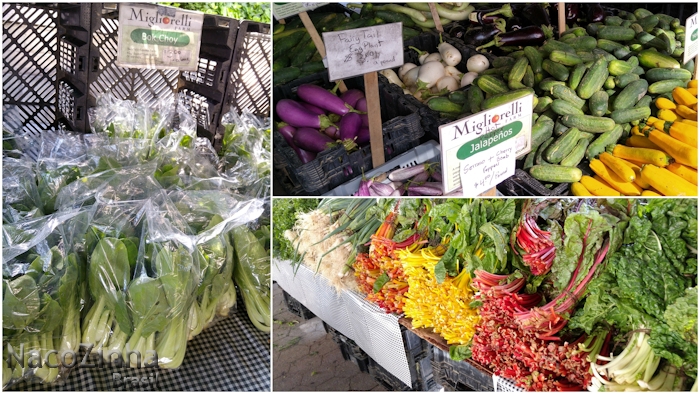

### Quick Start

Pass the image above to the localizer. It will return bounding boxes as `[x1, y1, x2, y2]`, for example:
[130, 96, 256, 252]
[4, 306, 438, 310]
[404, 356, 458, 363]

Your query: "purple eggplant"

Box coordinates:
[277, 99, 334, 130]
[355, 98, 368, 112]
[388, 163, 431, 182]
[370, 182, 395, 196]
[297, 84, 358, 116]
[360, 114, 369, 128]
[301, 102, 326, 116]
[324, 125, 340, 139]
[477, 25, 550, 51]
[297, 148, 317, 164]
[411, 170, 430, 183]
[431, 171, 443, 182]
[356, 127, 370, 146]
[586, 4, 605, 23]
[389, 188, 402, 196]
[339, 112, 362, 141]
[357, 178, 373, 196]
[292, 127, 336, 153]
[408, 185, 443, 196]
[463, 20, 506, 46]
[522, 4, 550, 27]
[340, 89, 365, 108]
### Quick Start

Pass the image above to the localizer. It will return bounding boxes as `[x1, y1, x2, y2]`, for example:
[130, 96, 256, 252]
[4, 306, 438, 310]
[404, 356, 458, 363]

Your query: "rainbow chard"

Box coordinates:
[511, 200, 557, 276]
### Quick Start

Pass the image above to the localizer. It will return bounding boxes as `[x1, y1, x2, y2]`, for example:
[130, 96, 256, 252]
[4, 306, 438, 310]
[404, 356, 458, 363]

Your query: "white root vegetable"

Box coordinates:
[403, 66, 420, 87]
[416, 61, 445, 89]
[424, 52, 442, 63]
[444, 65, 462, 80]
[380, 69, 405, 88]
[403, 88, 412, 95]
[436, 75, 459, 92]
[467, 54, 490, 73]
[398, 63, 418, 80]
[461, 71, 479, 87]
[438, 41, 461, 66]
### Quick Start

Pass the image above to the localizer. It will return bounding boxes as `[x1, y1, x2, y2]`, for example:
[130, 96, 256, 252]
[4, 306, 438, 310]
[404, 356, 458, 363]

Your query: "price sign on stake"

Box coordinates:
[273, 3, 329, 20]
[439, 94, 535, 195]
[117, 4, 203, 71]
[322, 22, 404, 81]
[684, 12, 698, 65]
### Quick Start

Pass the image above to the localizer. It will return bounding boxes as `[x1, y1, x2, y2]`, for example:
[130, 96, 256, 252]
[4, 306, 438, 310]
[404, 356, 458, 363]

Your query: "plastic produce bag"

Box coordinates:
[232, 224, 271, 333]
[2, 209, 91, 388]
[3, 157, 43, 224]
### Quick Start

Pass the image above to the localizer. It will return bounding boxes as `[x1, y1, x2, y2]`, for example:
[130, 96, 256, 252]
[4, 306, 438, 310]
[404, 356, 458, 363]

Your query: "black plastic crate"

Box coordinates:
[281, 290, 315, 320]
[273, 74, 424, 195]
[431, 347, 494, 392]
[323, 322, 370, 374]
[499, 169, 571, 196]
[2, 4, 58, 137]
[401, 326, 440, 391]
[369, 358, 414, 391]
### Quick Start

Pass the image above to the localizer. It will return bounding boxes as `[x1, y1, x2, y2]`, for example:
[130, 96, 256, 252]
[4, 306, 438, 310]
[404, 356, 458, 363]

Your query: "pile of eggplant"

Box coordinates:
[355, 162, 463, 196]
[449, 3, 612, 52]
[276, 85, 370, 164]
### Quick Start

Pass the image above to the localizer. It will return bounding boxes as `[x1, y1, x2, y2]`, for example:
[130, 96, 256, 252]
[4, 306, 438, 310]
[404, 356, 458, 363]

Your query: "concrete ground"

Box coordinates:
[272, 283, 387, 391]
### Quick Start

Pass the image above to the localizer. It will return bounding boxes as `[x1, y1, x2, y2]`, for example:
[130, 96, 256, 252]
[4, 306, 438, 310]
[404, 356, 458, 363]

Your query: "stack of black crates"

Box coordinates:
[2, 3, 270, 151]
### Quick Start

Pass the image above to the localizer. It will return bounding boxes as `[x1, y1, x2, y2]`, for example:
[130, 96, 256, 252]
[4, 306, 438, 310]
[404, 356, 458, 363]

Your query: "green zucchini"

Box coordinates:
[613, 79, 649, 110]
[577, 57, 610, 99]
[588, 91, 609, 117]
[542, 59, 570, 81]
[545, 127, 581, 164]
[559, 138, 590, 167]
[586, 125, 623, 159]
[560, 114, 616, 133]
[610, 106, 651, 124]
[530, 165, 583, 183]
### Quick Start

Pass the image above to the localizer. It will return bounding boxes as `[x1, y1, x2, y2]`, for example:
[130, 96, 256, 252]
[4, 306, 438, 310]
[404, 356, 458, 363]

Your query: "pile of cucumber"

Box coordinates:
[273, 5, 425, 86]
[464, 8, 695, 187]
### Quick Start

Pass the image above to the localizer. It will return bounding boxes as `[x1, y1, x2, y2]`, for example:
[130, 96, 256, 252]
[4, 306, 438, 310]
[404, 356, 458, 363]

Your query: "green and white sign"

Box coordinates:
[439, 94, 534, 195]
[273, 3, 328, 20]
[684, 12, 698, 65]
[117, 4, 203, 71]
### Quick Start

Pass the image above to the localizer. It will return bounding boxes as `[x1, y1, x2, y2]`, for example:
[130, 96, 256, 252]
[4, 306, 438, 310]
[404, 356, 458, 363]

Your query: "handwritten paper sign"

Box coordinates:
[322, 22, 404, 81]
[439, 94, 534, 195]
[684, 12, 698, 65]
[117, 4, 203, 71]
[273, 3, 328, 20]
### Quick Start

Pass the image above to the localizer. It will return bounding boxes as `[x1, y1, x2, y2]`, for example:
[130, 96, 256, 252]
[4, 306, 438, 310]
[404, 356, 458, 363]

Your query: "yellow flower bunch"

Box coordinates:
[398, 246, 481, 345]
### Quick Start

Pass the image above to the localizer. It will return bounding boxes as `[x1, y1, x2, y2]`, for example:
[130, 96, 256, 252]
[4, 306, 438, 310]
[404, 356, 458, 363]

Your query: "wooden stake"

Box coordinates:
[558, 2, 566, 38]
[479, 188, 498, 196]
[299, 11, 348, 93]
[364, 71, 385, 167]
[279, 19, 286, 25]
[429, 3, 443, 33]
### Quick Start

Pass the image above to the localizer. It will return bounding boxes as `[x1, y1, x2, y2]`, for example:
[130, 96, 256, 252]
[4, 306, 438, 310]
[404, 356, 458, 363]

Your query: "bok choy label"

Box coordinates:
[684, 13, 698, 64]
[117, 4, 203, 71]
[439, 94, 534, 195]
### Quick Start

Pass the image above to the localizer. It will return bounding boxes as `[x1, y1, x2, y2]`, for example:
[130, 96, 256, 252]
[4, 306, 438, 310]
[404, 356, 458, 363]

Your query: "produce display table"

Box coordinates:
[10, 299, 270, 391]
[272, 259, 414, 388]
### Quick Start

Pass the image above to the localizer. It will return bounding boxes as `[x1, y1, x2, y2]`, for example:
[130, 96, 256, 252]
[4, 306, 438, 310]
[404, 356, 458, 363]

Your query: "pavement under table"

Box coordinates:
[272, 283, 387, 391]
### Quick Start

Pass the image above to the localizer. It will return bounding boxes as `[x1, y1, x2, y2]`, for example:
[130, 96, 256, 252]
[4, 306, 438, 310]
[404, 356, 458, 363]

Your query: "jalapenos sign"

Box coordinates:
[439, 94, 534, 195]
[117, 4, 203, 71]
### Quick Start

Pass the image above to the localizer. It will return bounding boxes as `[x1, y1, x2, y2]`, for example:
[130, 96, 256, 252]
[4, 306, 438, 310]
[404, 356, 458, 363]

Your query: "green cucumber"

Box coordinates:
[604, 76, 616, 90]
[535, 137, 555, 165]
[542, 59, 570, 81]
[644, 67, 693, 82]
[448, 90, 469, 104]
[552, 99, 585, 116]
[586, 125, 624, 159]
[648, 79, 687, 94]
[568, 36, 598, 51]
[610, 106, 651, 124]
[300, 61, 325, 74]
[541, 40, 576, 55]
[476, 75, 509, 95]
[530, 165, 583, 183]
[554, 121, 569, 136]
[523, 65, 535, 88]
[508, 56, 529, 90]
[428, 97, 462, 113]
[638, 49, 681, 69]
[597, 38, 626, 53]
[560, 138, 590, 167]
[274, 67, 301, 86]
[467, 85, 484, 114]
[493, 56, 517, 68]
[531, 116, 555, 151]
[533, 96, 553, 113]
[605, 16, 624, 26]
[608, 59, 634, 76]
[597, 26, 636, 41]
[375, 10, 416, 27]
[550, 50, 582, 66]
[273, 56, 290, 72]
[524, 46, 543, 75]
[588, 91, 609, 117]
[551, 85, 586, 109]
[546, 127, 581, 164]
[539, 78, 566, 92]
[577, 51, 597, 64]
[613, 79, 649, 110]
[560, 114, 616, 133]
[481, 88, 535, 110]
[523, 148, 537, 170]
[577, 57, 610, 99]
[568, 64, 588, 91]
